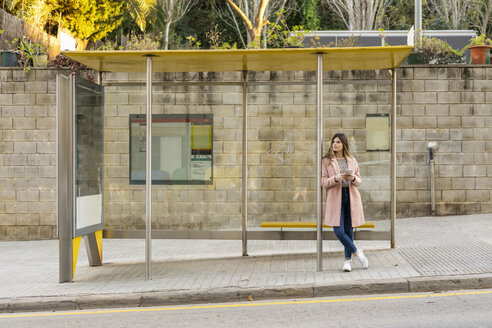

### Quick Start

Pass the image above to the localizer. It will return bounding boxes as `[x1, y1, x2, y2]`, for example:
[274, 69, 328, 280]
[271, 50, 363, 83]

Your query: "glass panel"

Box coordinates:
[74, 77, 104, 236]
[129, 114, 213, 184]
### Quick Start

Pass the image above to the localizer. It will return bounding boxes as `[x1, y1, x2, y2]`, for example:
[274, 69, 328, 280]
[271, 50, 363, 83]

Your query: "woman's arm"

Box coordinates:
[350, 158, 362, 188]
[321, 158, 340, 189]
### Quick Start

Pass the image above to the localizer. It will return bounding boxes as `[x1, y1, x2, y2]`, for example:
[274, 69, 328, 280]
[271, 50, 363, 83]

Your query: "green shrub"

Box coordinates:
[410, 37, 464, 64]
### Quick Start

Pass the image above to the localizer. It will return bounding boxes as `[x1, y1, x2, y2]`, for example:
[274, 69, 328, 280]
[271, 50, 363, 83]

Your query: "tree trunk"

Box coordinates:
[164, 21, 171, 50]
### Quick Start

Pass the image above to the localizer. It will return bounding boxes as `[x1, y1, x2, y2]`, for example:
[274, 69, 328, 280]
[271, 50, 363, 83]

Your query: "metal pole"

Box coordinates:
[390, 68, 397, 248]
[242, 71, 248, 256]
[58, 74, 74, 283]
[415, 0, 422, 43]
[430, 155, 435, 215]
[316, 53, 324, 271]
[145, 56, 153, 279]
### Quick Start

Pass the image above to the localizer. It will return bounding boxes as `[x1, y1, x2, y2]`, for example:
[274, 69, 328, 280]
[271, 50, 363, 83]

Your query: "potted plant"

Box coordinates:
[1, 32, 20, 67]
[407, 37, 464, 64]
[466, 34, 492, 64]
[17, 38, 48, 72]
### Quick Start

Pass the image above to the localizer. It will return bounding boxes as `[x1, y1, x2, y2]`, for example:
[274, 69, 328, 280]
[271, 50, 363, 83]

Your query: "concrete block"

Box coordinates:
[414, 67, 438, 79]
[474, 128, 492, 140]
[463, 165, 487, 177]
[437, 165, 462, 177]
[442, 190, 467, 202]
[425, 129, 449, 141]
[474, 104, 492, 116]
[437, 116, 461, 128]
[36, 117, 55, 130]
[424, 80, 449, 92]
[25, 106, 48, 117]
[437, 92, 461, 104]
[414, 116, 437, 128]
[2, 106, 24, 117]
[401, 80, 424, 92]
[13, 118, 36, 129]
[1, 82, 24, 93]
[5, 226, 29, 240]
[425, 104, 449, 116]
[25, 81, 48, 94]
[401, 129, 426, 141]
[462, 140, 485, 152]
[462, 92, 485, 103]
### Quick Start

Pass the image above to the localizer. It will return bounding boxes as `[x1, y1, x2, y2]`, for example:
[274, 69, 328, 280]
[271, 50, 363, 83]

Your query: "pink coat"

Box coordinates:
[321, 156, 365, 227]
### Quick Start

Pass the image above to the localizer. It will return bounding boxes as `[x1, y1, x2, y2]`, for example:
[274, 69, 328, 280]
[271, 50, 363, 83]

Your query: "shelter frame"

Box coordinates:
[59, 47, 410, 280]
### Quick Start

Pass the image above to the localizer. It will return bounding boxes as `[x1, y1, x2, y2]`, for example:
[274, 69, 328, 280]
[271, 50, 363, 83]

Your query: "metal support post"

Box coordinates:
[58, 74, 74, 283]
[84, 232, 102, 266]
[390, 68, 397, 249]
[145, 56, 153, 280]
[415, 0, 422, 43]
[242, 71, 248, 257]
[316, 53, 324, 271]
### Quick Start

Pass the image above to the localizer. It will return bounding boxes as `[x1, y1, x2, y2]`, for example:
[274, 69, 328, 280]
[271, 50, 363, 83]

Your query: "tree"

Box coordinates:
[426, 0, 474, 30]
[125, 0, 157, 32]
[215, 0, 297, 48]
[156, 0, 198, 49]
[45, 0, 124, 41]
[322, 0, 389, 30]
[302, 0, 320, 30]
[469, 0, 492, 35]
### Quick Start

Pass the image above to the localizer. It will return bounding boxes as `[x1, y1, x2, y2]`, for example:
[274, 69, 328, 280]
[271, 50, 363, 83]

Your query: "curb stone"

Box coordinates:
[1, 273, 491, 314]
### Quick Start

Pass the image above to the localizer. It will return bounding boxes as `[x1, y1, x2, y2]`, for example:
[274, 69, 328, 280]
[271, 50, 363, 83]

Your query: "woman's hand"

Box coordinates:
[334, 174, 344, 182]
[344, 173, 356, 182]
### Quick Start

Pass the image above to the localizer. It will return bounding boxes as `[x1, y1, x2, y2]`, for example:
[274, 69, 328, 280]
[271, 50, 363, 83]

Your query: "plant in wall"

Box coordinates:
[465, 34, 492, 64]
[407, 37, 464, 65]
[17, 38, 48, 72]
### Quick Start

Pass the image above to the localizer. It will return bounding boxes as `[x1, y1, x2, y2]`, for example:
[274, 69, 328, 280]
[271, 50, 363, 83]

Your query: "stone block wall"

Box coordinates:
[0, 68, 60, 240]
[0, 66, 491, 240]
[397, 66, 492, 216]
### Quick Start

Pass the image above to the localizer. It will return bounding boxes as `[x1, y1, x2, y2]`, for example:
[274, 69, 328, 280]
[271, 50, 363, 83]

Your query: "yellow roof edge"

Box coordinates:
[61, 46, 413, 73]
[62, 45, 413, 56]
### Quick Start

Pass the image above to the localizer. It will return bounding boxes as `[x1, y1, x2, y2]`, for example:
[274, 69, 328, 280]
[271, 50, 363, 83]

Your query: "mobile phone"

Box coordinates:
[344, 169, 353, 175]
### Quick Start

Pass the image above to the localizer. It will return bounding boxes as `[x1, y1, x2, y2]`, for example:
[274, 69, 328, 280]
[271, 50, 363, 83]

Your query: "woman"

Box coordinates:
[321, 133, 368, 272]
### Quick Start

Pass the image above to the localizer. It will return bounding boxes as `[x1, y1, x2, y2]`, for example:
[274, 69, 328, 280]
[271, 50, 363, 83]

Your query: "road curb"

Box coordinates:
[1, 273, 491, 314]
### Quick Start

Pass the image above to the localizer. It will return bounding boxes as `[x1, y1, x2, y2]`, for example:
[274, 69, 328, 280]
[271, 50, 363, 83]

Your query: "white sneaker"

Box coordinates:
[356, 249, 369, 269]
[342, 261, 351, 272]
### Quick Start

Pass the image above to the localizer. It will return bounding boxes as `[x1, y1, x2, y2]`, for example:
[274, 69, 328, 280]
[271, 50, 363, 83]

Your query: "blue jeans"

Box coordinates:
[333, 188, 357, 260]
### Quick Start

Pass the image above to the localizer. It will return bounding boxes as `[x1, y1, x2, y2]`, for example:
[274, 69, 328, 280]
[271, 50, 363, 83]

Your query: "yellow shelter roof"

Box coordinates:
[62, 46, 412, 73]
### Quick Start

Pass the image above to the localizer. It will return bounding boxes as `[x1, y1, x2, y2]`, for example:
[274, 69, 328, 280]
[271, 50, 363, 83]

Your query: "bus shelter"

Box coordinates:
[58, 47, 412, 282]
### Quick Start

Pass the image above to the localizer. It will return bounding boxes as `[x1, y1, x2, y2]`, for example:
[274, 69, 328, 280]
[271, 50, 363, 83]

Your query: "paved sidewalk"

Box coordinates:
[1, 214, 492, 313]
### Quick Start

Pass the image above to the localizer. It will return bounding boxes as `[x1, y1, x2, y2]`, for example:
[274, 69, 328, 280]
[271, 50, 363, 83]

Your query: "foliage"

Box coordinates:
[15, 38, 47, 72]
[47, 54, 95, 81]
[185, 35, 201, 49]
[206, 24, 222, 49]
[466, 33, 492, 46]
[126, 31, 161, 49]
[410, 37, 465, 64]
[125, 0, 157, 32]
[44, 0, 125, 41]
[266, 10, 310, 48]
[302, 0, 320, 30]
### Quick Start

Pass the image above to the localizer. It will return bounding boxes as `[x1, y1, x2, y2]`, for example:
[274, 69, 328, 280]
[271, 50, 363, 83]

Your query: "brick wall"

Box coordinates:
[0, 66, 491, 240]
[0, 68, 61, 240]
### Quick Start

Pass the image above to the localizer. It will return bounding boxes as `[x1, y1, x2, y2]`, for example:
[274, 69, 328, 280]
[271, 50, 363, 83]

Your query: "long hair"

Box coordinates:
[323, 133, 353, 159]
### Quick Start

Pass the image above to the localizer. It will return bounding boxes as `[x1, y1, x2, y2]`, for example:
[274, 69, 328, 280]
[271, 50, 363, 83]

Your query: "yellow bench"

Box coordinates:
[260, 221, 375, 230]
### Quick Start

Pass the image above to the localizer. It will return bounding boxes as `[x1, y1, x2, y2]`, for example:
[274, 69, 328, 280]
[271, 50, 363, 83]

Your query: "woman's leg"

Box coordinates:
[333, 189, 357, 260]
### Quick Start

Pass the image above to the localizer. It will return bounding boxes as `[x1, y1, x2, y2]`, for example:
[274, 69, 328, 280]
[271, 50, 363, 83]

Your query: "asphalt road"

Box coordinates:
[1, 289, 491, 328]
